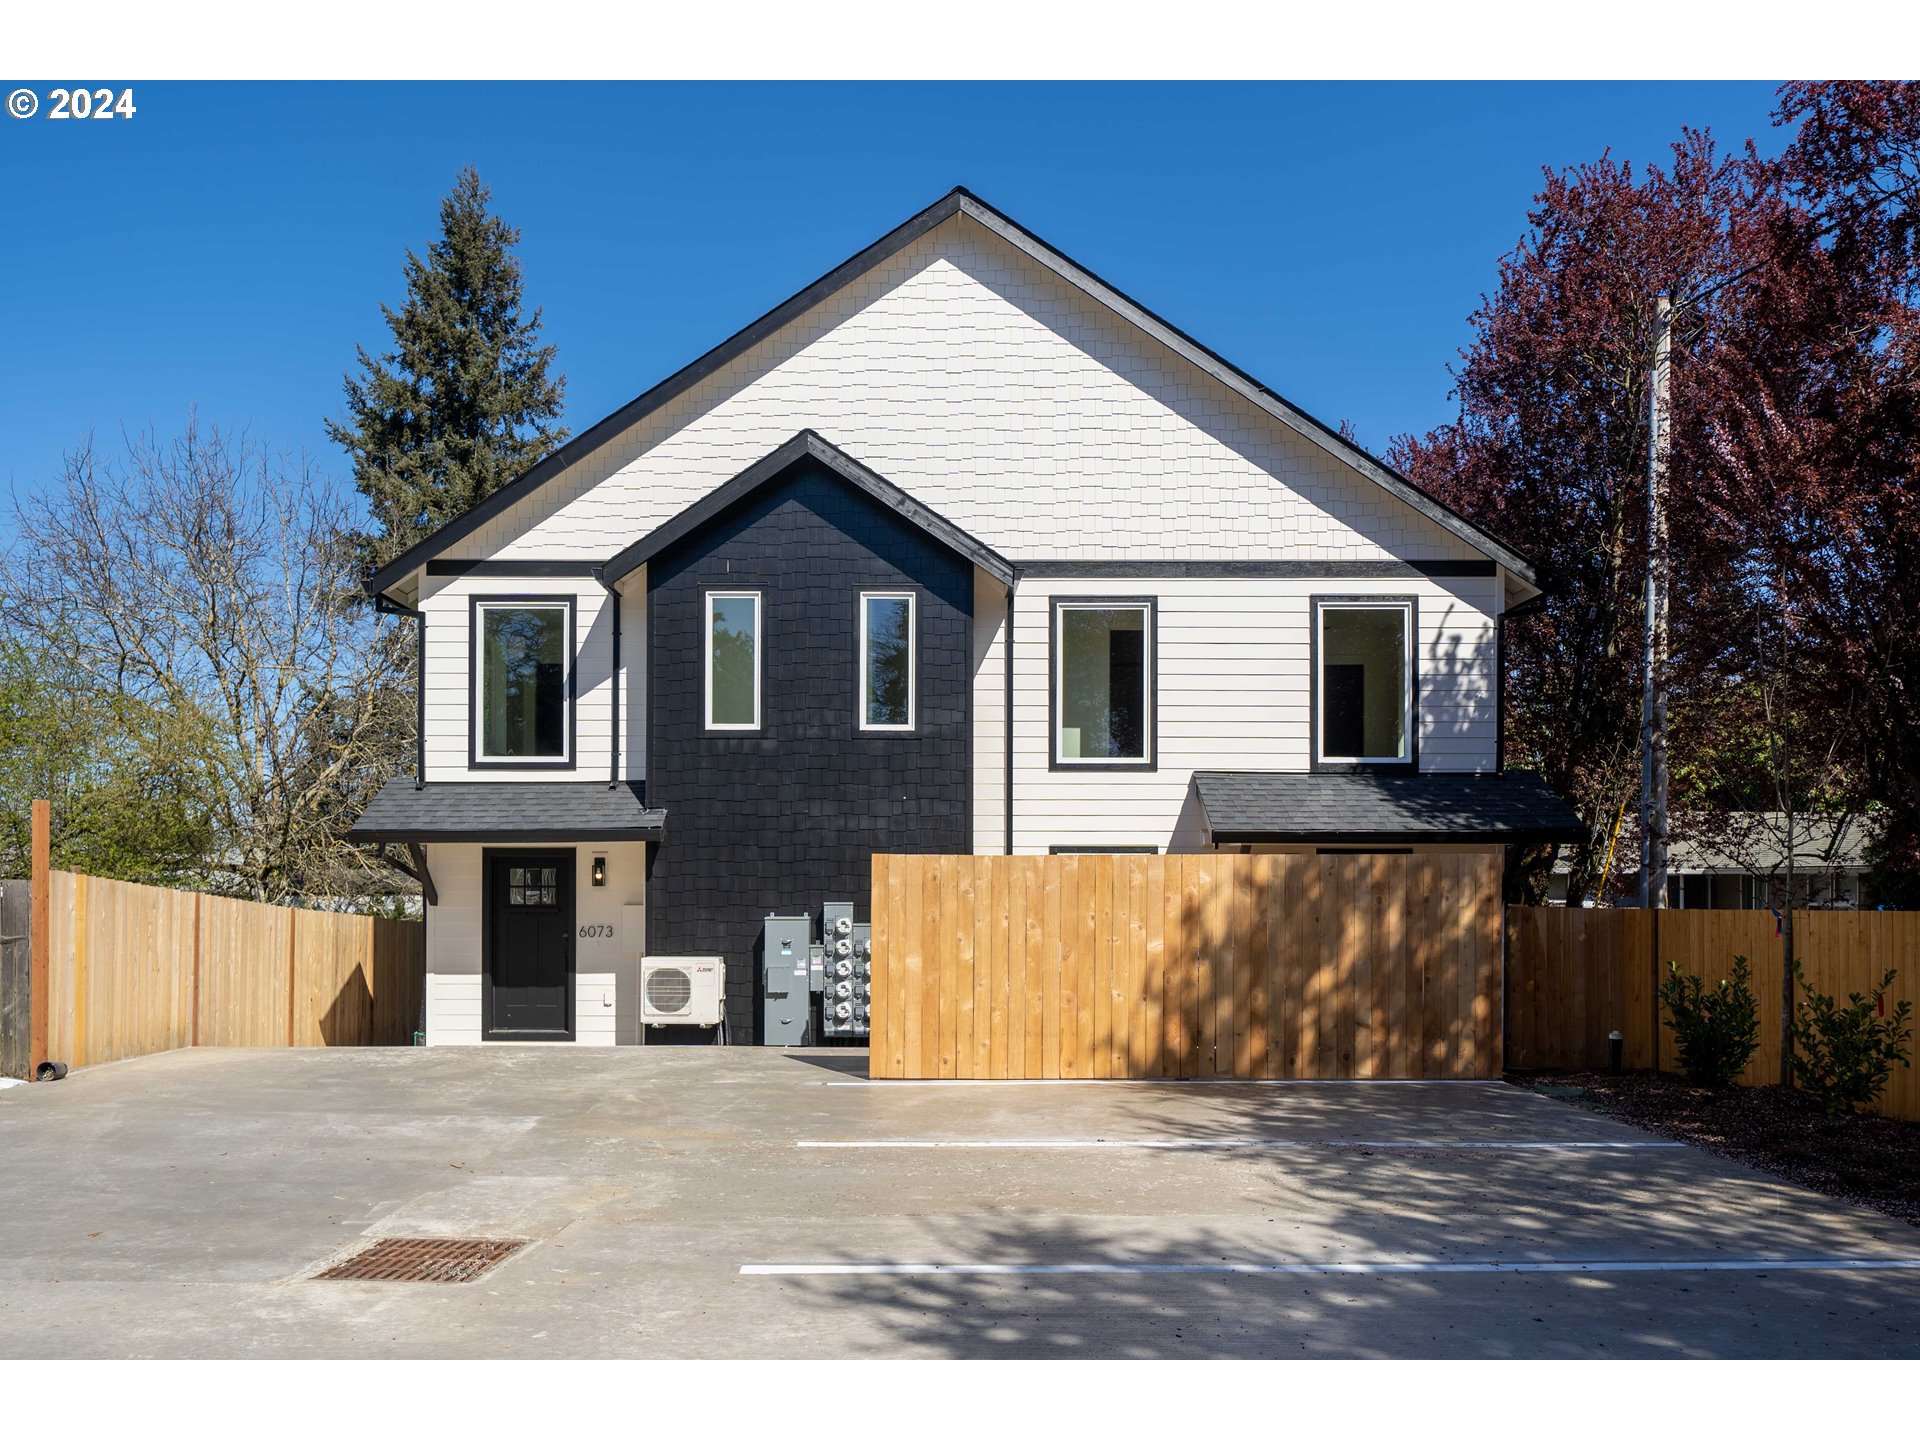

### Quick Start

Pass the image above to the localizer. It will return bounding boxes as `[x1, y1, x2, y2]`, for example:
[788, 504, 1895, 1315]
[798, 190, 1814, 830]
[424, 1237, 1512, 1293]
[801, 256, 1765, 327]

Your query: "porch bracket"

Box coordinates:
[405, 843, 438, 908]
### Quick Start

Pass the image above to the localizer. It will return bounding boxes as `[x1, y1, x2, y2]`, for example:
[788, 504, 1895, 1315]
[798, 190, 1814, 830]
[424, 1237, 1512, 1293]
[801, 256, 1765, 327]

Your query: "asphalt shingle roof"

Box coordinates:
[1192, 770, 1584, 845]
[348, 780, 666, 842]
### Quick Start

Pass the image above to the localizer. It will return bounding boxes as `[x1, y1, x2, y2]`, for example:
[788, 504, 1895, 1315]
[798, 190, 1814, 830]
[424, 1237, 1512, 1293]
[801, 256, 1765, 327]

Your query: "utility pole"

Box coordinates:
[1639, 293, 1673, 1072]
[1640, 293, 1673, 915]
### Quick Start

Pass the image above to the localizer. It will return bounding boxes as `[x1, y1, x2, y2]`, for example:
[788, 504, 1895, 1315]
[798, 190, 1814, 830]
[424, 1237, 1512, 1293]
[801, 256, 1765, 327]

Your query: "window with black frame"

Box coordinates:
[477, 601, 569, 762]
[860, 591, 915, 730]
[1316, 601, 1412, 765]
[1054, 601, 1151, 765]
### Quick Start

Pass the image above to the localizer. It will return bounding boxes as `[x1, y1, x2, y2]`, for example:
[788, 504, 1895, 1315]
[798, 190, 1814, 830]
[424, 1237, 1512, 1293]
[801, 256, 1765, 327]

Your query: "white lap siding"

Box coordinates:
[422, 841, 649, 1045]
[419, 573, 646, 785]
[984, 574, 1500, 855]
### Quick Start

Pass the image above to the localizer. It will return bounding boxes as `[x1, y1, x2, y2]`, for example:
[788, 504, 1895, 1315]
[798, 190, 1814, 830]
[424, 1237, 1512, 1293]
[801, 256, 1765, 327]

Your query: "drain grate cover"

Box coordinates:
[317, 1237, 524, 1284]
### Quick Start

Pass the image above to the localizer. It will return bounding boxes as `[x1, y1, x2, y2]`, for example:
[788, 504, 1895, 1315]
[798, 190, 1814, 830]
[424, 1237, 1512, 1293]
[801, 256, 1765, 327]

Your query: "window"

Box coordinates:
[1316, 600, 1413, 765]
[506, 866, 559, 908]
[1053, 600, 1154, 767]
[860, 591, 915, 730]
[474, 600, 571, 764]
[705, 591, 761, 729]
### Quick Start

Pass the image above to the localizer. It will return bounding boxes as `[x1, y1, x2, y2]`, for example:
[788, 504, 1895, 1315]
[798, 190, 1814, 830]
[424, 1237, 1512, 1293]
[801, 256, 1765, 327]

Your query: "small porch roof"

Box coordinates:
[1193, 770, 1585, 847]
[348, 779, 667, 844]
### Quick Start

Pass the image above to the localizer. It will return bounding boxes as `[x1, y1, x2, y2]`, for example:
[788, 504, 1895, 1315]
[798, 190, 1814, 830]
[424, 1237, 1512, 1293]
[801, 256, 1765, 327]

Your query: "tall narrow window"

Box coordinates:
[475, 600, 570, 763]
[706, 591, 761, 730]
[860, 591, 915, 730]
[1316, 600, 1413, 765]
[1054, 600, 1153, 766]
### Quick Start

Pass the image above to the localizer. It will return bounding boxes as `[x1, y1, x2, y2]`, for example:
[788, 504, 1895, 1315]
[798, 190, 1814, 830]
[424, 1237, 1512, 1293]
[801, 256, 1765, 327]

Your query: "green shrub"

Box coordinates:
[1660, 955, 1761, 1087]
[1789, 962, 1914, 1115]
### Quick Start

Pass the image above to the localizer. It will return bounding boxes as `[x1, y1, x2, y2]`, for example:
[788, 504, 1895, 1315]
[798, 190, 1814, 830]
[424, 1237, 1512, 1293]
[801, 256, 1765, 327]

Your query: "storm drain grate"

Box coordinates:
[316, 1237, 525, 1283]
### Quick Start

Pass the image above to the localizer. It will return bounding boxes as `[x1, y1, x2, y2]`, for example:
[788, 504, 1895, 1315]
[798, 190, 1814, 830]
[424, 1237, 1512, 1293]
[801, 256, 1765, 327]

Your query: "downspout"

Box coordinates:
[1496, 588, 1550, 914]
[1004, 579, 1016, 856]
[595, 567, 621, 789]
[374, 591, 427, 790]
[1493, 590, 1548, 777]
[1495, 607, 1506, 776]
[370, 587, 434, 907]
[1494, 591, 1543, 773]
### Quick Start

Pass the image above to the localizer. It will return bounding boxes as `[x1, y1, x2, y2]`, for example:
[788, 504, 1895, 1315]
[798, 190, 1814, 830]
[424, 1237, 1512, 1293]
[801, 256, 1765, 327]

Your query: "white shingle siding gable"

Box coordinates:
[447, 214, 1481, 568]
[983, 574, 1499, 855]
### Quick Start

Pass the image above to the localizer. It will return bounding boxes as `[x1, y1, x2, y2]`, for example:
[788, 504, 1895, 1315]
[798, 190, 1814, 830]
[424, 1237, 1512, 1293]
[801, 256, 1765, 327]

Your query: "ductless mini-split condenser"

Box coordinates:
[640, 956, 725, 1027]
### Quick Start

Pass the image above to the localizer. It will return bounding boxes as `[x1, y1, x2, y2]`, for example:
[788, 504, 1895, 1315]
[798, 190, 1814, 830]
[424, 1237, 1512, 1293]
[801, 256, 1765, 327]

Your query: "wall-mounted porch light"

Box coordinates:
[591, 854, 607, 887]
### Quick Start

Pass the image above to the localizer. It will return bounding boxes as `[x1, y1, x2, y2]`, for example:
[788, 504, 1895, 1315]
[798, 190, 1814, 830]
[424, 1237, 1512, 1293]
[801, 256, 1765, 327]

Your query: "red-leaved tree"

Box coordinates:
[1392, 133, 1761, 903]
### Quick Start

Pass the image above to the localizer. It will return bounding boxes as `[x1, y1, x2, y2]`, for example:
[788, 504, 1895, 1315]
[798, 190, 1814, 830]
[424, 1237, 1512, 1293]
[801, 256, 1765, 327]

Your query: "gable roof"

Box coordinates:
[601, 430, 1014, 587]
[365, 187, 1535, 602]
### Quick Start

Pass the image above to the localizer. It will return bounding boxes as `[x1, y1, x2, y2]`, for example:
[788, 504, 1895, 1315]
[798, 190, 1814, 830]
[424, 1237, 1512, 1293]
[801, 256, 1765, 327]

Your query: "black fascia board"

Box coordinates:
[600, 430, 1015, 587]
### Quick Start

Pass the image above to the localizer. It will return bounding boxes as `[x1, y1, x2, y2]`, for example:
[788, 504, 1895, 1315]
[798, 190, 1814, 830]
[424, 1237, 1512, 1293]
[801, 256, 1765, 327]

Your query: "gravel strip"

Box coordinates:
[1511, 1070, 1920, 1227]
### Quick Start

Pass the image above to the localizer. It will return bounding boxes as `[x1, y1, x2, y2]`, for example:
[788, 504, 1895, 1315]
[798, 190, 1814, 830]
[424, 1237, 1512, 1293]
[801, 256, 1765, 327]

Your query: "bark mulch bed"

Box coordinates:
[1512, 1070, 1920, 1226]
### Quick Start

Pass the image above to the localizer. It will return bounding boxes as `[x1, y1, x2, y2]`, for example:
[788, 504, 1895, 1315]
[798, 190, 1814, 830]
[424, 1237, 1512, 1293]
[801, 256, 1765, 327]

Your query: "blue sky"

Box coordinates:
[0, 81, 1788, 522]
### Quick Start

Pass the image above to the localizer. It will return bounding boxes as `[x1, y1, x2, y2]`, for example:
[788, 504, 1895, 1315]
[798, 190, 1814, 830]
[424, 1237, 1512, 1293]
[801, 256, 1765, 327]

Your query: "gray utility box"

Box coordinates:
[761, 914, 814, 1046]
[819, 900, 873, 1039]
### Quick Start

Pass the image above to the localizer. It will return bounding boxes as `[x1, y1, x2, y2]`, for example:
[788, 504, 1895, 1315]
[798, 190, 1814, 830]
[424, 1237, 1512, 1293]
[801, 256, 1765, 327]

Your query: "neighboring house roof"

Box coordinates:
[1602, 812, 1872, 876]
[1194, 770, 1585, 846]
[602, 430, 1015, 586]
[348, 779, 667, 843]
[364, 186, 1536, 603]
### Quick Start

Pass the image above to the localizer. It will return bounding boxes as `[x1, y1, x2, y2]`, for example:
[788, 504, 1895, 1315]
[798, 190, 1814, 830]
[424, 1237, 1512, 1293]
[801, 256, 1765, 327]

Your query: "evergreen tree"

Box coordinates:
[329, 167, 567, 569]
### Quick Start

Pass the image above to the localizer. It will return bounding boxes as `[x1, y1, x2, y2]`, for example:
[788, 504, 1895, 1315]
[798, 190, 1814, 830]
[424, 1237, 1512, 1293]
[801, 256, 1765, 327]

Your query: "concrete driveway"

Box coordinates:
[1, 1046, 1916, 1358]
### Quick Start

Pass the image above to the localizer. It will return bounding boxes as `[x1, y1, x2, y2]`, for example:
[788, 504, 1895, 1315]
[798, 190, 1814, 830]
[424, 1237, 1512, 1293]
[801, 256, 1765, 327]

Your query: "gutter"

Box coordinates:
[1495, 589, 1549, 776]
[372, 591, 427, 790]
[1004, 580, 1015, 857]
[594, 566, 621, 789]
[368, 589, 435, 905]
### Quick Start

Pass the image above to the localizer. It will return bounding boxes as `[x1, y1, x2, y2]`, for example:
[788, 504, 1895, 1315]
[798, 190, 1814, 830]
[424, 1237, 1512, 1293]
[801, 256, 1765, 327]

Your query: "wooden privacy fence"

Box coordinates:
[26, 869, 424, 1073]
[870, 852, 1503, 1080]
[1506, 906, 1920, 1120]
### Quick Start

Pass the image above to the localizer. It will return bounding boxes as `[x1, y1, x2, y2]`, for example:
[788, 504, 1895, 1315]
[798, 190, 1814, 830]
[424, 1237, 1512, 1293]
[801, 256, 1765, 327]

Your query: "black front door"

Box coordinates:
[484, 851, 575, 1040]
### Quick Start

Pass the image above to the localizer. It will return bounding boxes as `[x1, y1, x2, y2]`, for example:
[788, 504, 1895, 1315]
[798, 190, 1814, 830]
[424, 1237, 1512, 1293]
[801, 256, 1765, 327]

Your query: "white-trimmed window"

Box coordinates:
[1053, 599, 1154, 767]
[859, 591, 916, 731]
[474, 599, 572, 764]
[1315, 599, 1414, 765]
[705, 591, 761, 730]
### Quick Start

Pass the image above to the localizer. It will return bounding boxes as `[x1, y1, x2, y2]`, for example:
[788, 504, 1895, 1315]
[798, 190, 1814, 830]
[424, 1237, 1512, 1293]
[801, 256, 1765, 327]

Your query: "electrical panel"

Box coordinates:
[761, 914, 813, 1046]
[758, 901, 872, 1043]
[819, 900, 873, 1040]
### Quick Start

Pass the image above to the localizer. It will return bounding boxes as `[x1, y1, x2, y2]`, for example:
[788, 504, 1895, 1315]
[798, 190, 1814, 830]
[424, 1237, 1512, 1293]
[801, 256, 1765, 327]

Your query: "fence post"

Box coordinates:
[72, 872, 89, 1068]
[1649, 907, 1662, 1074]
[28, 799, 49, 1079]
[285, 907, 298, 1047]
[190, 892, 202, 1047]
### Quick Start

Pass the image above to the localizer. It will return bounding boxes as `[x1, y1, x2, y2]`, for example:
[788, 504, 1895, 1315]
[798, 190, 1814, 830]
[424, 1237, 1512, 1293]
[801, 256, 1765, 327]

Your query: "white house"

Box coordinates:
[349, 187, 1581, 1045]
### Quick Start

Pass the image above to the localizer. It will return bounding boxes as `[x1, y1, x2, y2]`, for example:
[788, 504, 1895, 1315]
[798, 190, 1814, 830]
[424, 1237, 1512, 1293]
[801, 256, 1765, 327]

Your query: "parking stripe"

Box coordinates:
[823, 1078, 1508, 1087]
[742, 1255, 1920, 1278]
[795, 1138, 1685, 1150]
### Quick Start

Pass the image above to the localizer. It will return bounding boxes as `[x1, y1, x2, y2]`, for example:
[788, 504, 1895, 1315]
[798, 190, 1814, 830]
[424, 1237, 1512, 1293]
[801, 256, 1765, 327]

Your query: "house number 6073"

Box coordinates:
[578, 924, 615, 939]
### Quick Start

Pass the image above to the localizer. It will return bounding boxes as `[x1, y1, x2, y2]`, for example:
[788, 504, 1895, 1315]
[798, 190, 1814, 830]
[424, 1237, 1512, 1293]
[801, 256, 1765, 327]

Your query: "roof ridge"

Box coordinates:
[365, 187, 1535, 600]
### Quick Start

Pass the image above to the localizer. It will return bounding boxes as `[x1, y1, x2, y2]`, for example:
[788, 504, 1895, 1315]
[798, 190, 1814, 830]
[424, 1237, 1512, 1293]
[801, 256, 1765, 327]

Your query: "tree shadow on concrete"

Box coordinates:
[757, 1197, 1920, 1358]
[766, 1080, 1920, 1357]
